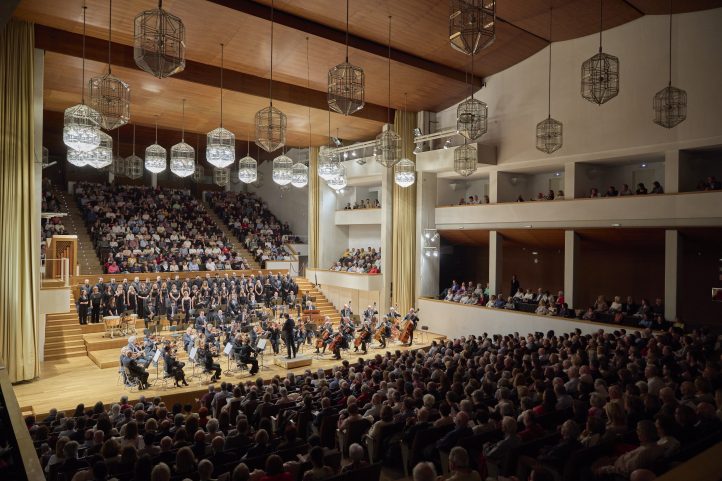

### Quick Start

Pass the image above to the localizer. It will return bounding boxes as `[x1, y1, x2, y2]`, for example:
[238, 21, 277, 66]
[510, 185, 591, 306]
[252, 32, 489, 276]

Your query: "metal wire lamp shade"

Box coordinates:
[88, 73, 131, 130]
[291, 162, 309, 188]
[457, 97, 488, 141]
[133, 1, 186, 78]
[213, 167, 230, 187]
[206, 127, 235, 168]
[272, 154, 294, 186]
[125, 154, 144, 179]
[86, 131, 114, 169]
[192, 164, 204, 183]
[64, 104, 103, 152]
[375, 123, 401, 168]
[454, 143, 477, 177]
[318, 147, 341, 180]
[238, 155, 258, 184]
[536, 117, 563, 154]
[581, 51, 619, 105]
[394, 158, 416, 188]
[653, 85, 687, 128]
[145, 143, 166, 174]
[67, 148, 92, 167]
[328, 62, 365, 116]
[170, 142, 195, 177]
[255, 105, 287, 152]
[113, 154, 125, 176]
[327, 164, 347, 191]
[449, 0, 496, 55]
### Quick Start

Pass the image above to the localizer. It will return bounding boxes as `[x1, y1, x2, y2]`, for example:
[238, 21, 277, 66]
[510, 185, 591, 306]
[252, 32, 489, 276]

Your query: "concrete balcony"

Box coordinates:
[306, 268, 383, 291]
[435, 191, 722, 229]
[334, 208, 382, 225]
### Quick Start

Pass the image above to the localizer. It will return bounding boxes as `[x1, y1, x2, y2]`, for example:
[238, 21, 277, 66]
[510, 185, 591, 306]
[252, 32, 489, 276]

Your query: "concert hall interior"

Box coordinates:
[2, 1, 722, 481]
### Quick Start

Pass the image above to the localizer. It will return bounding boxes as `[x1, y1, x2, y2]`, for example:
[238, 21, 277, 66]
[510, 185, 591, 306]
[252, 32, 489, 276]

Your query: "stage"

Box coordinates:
[13, 332, 445, 418]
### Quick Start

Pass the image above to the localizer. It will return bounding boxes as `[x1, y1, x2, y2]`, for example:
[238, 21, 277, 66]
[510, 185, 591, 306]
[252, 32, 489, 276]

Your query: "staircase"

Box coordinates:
[295, 277, 341, 323]
[43, 294, 88, 361]
[53, 187, 103, 275]
[203, 203, 262, 270]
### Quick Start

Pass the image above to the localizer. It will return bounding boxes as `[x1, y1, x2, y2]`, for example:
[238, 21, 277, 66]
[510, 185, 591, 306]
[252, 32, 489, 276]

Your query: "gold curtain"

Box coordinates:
[391, 110, 417, 313]
[0, 20, 39, 382]
[308, 147, 320, 269]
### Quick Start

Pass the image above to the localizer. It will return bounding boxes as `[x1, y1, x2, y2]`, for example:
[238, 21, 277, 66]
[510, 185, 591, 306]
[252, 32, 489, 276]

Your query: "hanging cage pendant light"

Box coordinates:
[394, 93, 416, 188]
[145, 116, 167, 173]
[581, 0, 619, 105]
[238, 130, 258, 184]
[64, 3, 102, 154]
[112, 127, 125, 177]
[654, 0, 687, 128]
[328, 0, 365, 116]
[89, 0, 131, 130]
[87, 131, 114, 169]
[318, 108, 340, 180]
[449, 0, 496, 55]
[125, 124, 144, 179]
[291, 37, 311, 189]
[454, 141, 477, 176]
[272, 152, 294, 186]
[133, 0, 186, 78]
[170, 99, 195, 177]
[213, 167, 230, 187]
[536, 7, 563, 155]
[256, 0, 287, 152]
[327, 163, 347, 191]
[457, 52, 487, 141]
[376, 16, 401, 168]
[207, 44, 236, 168]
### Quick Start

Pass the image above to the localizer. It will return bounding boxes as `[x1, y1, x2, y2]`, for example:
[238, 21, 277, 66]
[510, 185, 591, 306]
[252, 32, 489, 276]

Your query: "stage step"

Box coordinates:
[45, 338, 85, 349]
[84, 334, 129, 352]
[45, 325, 82, 335]
[88, 349, 121, 369]
[43, 291, 90, 362]
[81, 323, 106, 334]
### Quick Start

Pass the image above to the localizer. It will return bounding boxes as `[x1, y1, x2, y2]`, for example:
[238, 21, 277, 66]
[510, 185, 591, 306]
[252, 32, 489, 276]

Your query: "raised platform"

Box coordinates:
[273, 355, 313, 369]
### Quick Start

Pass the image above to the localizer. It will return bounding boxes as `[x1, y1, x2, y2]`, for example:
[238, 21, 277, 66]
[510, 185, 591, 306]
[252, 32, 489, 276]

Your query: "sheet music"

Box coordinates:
[153, 350, 162, 363]
[223, 342, 233, 356]
[189, 347, 198, 360]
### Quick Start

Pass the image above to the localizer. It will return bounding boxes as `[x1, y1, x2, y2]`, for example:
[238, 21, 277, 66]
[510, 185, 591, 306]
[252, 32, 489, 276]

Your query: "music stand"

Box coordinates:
[223, 342, 235, 376]
[151, 349, 164, 386]
[188, 347, 201, 380]
[256, 338, 270, 371]
[420, 325, 429, 345]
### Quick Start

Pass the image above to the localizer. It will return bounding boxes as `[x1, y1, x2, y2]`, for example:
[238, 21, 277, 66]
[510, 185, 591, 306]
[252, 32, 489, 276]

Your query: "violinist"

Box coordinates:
[122, 349, 149, 390]
[163, 344, 189, 387]
[182, 327, 195, 353]
[402, 308, 419, 346]
[200, 342, 222, 382]
[237, 337, 259, 375]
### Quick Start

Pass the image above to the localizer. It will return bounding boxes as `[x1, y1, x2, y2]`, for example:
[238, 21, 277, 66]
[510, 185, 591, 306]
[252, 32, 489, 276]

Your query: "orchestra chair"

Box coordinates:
[155, 356, 174, 389]
[122, 366, 141, 392]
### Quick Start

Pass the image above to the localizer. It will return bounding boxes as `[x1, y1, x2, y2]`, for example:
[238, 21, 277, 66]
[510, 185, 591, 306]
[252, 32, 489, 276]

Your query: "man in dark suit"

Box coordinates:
[313, 397, 335, 429]
[282, 314, 297, 359]
[195, 309, 208, 331]
[436, 411, 472, 452]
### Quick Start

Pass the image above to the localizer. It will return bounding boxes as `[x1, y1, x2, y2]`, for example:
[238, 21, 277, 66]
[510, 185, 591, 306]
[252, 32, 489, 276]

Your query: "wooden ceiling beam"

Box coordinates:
[34, 24, 391, 124]
[207, 0, 483, 88]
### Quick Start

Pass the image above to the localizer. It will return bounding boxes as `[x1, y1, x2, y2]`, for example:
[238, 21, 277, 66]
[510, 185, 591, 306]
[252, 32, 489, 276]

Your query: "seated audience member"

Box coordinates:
[341, 443, 369, 473]
[302, 446, 335, 481]
[593, 420, 664, 478]
[651, 181, 664, 194]
[636, 183, 648, 195]
[446, 446, 482, 481]
[620, 183, 633, 195]
[605, 185, 619, 197]
[590, 187, 600, 198]
[556, 190, 565, 199]
[482, 416, 521, 468]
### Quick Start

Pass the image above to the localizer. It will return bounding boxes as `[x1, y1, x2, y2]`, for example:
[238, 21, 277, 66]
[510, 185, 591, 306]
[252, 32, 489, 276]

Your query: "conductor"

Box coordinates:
[282, 314, 297, 359]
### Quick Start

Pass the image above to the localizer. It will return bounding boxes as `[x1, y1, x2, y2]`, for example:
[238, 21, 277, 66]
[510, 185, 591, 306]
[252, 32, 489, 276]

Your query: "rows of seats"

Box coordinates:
[75, 183, 248, 274]
[206, 192, 297, 266]
[329, 247, 381, 273]
[25, 323, 722, 481]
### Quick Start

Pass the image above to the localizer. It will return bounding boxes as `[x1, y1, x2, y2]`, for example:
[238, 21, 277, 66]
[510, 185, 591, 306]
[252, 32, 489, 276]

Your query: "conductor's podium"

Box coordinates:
[274, 355, 313, 369]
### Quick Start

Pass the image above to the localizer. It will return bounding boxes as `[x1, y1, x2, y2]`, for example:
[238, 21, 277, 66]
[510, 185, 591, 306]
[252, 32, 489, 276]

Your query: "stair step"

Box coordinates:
[44, 350, 87, 361]
[44, 345, 88, 355]
[45, 339, 85, 349]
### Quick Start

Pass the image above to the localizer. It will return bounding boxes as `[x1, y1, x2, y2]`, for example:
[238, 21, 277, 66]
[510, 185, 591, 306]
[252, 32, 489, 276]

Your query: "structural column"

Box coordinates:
[664, 150, 680, 194]
[564, 230, 581, 309]
[415, 171, 438, 299]
[488, 170, 499, 204]
[488, 231, 503, 296]
[664, 229, 681, 321]
[564, 162, 576, 200]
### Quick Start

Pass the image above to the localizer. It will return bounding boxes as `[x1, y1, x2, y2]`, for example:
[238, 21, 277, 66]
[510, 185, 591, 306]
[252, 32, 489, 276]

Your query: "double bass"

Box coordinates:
[399, 319, 414, 344]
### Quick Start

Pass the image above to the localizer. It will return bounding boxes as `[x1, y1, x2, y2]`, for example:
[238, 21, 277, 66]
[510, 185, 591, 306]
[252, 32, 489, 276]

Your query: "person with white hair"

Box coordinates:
[412, 462, 437, 481]
[150, 462, 171, 481]
[447, 446, 481, 481]
[341, 443, 369, 472]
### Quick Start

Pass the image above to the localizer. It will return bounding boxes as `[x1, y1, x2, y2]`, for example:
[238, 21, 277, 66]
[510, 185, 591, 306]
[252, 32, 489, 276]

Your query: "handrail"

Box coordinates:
[308, 268, 382, 277]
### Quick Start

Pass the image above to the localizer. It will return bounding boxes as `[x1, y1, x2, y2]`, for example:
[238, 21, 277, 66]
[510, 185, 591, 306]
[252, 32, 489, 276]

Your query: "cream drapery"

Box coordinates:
[308, 147, 320, 269]
[391, 111, 417, 313]
[0, 20, 39, 382]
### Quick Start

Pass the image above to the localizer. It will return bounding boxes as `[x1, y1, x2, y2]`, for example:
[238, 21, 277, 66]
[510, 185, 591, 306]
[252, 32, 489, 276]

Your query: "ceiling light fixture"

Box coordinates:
[207, 43, 235, 168]
[145, 116, 166, 174]
[537, 7, 563, 154]
[328, 0, 365, 115]
[133, 0, 186, 78]
[125, 123, 143, 179]
[170, 98, 195, 177]
[581, 0, 619, 105]
[654, 0, 687, 128]
[376, 16, 401, 168]
[256, 0, 287, 152]
[449, 0, 496, 55]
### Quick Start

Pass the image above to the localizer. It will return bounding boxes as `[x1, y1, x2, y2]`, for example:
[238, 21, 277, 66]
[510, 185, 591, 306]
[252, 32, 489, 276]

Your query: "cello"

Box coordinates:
[316, 328, 330, 349]
[328, 332, 344, 352]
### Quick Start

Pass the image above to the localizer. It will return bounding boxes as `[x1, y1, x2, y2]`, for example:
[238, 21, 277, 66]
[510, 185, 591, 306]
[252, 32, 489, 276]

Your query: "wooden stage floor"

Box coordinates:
[13, 332, 445, 417]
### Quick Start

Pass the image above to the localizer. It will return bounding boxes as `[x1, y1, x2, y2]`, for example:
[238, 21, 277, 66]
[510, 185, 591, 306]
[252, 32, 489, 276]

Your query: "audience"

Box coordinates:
[330, 247, 381, 273]
[207, 191, 297, 267]
[76, 182, 248, 274]
[343, 199, 381, 210]
[457, 195, 490, 205]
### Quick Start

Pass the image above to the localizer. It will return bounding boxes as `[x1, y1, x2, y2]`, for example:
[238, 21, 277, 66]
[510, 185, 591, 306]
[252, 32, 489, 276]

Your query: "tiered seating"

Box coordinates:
[26, 325, 722, 481]
[206, 191, 298, 267]
[329, 247, 381, 273]
[74, 182, 249, 274]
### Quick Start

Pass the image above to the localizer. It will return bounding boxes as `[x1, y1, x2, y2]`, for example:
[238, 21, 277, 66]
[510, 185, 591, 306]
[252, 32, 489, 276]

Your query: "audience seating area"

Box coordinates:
[329, 248, 381, 274]
[26, 326, 722, 481]
[206, 192, 297, 267]
[342, 199, 380, 210]
[75, 183, 248, 274]
[441, 282, 674, 330]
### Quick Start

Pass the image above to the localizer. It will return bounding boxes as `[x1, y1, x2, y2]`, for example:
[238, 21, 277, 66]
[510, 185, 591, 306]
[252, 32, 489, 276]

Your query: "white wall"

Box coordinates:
[437, 177, 490, 206]
[348, 225, 382, 250]
[243, 160, 309, 237]
[419, 298, 623, 340]
[575, 161, 665, 198]
[434, 10, 722, 167]
[317, 182, 349, 269]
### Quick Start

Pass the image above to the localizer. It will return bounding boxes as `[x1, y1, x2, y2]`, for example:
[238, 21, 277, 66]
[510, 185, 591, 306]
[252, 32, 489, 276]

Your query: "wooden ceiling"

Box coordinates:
[13, 0, 722, 153]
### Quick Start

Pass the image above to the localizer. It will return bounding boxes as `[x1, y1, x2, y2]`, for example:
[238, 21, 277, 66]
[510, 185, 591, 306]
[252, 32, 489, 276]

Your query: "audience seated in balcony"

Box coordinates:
[76, 183, 247, 274]
[457, 195, 490, 205]
[343, 199, 381, 210]
[27, 324, 722, 481]
[697, 176, 722, 191]
[206, 191, 297, 266]
[330, 247, 381, 273]
[514, 190, 564, 202]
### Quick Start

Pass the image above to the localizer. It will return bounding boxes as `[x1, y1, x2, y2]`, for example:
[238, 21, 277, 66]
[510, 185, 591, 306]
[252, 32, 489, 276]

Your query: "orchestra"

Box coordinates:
[105, 273, 421, 392]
